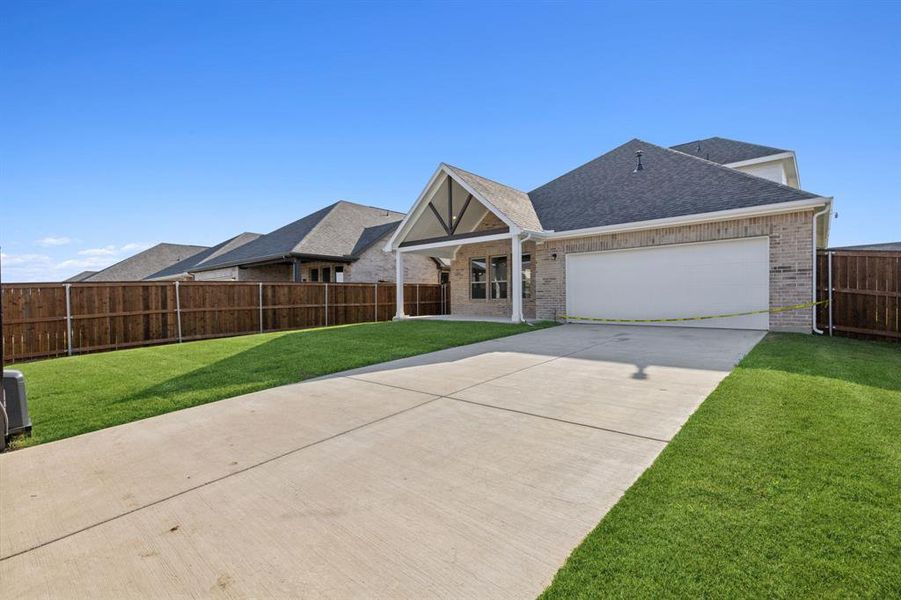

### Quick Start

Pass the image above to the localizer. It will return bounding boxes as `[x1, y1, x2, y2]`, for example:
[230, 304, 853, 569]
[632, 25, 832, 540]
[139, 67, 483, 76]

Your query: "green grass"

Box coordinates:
[10, 320, 553, 448]
[541, 333, 901, 599]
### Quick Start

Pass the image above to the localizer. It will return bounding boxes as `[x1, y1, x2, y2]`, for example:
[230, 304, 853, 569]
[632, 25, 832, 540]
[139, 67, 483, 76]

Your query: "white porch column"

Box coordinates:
[511, 234, 523, 323]
[394, 250, 406, 319]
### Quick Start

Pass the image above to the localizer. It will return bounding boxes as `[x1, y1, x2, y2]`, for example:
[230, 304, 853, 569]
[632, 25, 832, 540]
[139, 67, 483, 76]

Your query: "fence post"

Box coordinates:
[259, 282, 264, 333]
[64, 283, 73, 356]
[174, 281, 183, 343]
[324, 283, 329, 327]
[827, 251, 834, 336]
[416, 284, 420, 316]
[374, 283, 378, 322]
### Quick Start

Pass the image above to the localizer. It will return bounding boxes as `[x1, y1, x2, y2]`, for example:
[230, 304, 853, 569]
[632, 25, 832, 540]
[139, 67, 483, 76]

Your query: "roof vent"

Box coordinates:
[633, 150, 644, 173]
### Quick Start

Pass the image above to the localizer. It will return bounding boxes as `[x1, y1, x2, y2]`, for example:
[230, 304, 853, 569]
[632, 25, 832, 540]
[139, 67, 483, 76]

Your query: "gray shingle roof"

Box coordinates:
[443, 164, 542, 231]
[526, 139, 822, 232]
[84, 243, 209, 282]
[64, 270, 98, 282]
[145, 232, 261, 280]
[351, 221, 400, 256]
[194, 201, 404, 271]
[829, 242, 901, 252]
[670, 136, 789, 164]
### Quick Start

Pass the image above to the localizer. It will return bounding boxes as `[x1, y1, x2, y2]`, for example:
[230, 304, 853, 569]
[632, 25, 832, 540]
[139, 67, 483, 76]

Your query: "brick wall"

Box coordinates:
[350, 241, 440, 284]
[531, 210, 815, 332]
[449, 212, 534, 319]
[193, 267, 239, 281]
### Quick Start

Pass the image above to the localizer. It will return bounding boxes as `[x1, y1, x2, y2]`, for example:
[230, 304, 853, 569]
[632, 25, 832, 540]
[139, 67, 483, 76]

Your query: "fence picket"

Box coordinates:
[2, 281, 449, 363]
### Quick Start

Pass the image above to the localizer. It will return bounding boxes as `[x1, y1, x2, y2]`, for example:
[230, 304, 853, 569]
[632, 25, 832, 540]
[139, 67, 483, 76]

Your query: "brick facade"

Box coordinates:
[449, 210, 815, 332]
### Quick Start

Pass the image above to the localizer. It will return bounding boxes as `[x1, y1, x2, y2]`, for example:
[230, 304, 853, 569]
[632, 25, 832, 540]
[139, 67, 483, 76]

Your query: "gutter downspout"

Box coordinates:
[517, 232, 536, 324]
[812, 205, 831, 334]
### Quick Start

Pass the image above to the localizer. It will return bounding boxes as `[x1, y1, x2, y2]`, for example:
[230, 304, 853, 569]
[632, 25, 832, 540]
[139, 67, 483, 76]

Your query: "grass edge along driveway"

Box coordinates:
[540, 332, 900, 599]
[11, 320, 553, 448]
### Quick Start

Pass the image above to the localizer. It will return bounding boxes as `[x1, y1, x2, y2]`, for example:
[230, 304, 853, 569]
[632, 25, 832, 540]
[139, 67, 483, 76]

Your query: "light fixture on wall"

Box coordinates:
[551, 252, 558, 261]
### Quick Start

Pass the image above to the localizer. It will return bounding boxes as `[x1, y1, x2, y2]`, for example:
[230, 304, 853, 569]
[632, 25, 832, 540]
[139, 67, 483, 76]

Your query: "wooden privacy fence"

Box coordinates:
[816, 250, 900, 342]
[2, 281, 451, 363]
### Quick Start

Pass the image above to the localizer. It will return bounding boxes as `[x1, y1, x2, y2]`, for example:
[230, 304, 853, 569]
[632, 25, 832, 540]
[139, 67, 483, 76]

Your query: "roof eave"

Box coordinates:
[541, 197, 831, 241]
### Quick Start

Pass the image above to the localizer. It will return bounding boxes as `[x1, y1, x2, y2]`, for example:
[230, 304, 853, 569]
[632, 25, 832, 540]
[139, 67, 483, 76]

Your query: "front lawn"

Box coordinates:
[10, 320, 552, 448]
[542, 333, 900, 599]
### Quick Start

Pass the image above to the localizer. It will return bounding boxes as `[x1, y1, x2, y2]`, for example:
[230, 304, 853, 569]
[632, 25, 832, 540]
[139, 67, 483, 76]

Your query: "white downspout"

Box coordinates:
[517, 232, 536, 323]
[812, 206, 830, 334]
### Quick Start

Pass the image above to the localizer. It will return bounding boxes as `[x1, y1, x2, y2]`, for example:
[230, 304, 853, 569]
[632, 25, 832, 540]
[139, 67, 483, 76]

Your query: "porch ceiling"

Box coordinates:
[403, 176, 492, 244]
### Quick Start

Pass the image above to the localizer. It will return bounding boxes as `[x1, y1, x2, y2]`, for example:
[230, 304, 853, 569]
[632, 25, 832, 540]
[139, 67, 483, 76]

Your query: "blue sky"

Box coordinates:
[2, 1, 899, 282]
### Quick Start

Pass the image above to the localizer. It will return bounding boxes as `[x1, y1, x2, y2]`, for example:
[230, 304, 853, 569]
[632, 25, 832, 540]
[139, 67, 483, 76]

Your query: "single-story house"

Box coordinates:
[144, 232, 261, 281]
[64, 270, 98, 282]
[190, 200, 443, 283]
[828, 242, 901, 252]
[81, 243, 209, 282]
[385, 137, 834, 332]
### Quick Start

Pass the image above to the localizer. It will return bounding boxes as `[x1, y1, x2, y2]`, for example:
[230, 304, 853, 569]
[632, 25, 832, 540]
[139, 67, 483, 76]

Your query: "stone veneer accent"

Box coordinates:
[450, 209, 815, 332]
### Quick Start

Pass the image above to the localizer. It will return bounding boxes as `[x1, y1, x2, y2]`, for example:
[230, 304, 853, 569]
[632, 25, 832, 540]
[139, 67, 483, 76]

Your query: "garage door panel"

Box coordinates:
[565, 238, 769, 330]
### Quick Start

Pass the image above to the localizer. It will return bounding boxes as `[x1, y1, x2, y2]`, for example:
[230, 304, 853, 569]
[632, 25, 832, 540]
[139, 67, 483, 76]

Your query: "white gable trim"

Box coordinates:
[723, 151, 795, 169]
[384, 164, 520, 251]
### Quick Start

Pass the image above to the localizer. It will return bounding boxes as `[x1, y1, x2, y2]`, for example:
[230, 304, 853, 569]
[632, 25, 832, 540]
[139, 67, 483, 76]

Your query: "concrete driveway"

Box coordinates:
[0, 324, 763, 598]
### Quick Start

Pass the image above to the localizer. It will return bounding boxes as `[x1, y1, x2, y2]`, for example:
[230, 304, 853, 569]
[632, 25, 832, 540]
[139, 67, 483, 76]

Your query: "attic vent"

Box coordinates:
[633, 150, 644, 173]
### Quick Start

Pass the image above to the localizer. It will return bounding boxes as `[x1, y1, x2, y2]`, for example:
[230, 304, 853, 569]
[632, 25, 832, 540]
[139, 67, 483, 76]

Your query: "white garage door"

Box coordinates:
[565, 237, 770, 330]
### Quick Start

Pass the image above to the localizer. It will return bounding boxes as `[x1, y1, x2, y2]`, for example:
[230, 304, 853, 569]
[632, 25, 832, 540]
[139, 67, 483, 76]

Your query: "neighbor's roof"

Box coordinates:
[84, 243, 209, 282]
[443, 164, 542, 231]
[526, 139, 822, 232]
[64, 270, 98, 282]
[670, 136, 789, 165]
[829, 242, 901, 252]
[195, 201, 404, 271]
[145, 232, 262, 279]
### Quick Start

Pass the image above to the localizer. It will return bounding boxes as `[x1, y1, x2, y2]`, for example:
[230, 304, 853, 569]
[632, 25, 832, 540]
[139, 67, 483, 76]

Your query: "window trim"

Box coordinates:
[489, 254, 509, 300]
[470, 257, 487, 300]
[522, 253, 532, 299]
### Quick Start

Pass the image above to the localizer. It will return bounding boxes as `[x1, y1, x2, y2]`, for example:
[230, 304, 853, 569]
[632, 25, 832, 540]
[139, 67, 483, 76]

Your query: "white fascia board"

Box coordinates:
[396, 231, 515, 253]
[543, 198, 831, 241]
[443, 166, 520, 233]
[384, 164, 448, 252]
[384, 164, 522, 252]
[723, 151, 795, 169]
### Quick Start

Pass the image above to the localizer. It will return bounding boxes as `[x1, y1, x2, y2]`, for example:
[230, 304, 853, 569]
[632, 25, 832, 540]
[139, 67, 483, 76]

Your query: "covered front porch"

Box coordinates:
[384, 163, 544, 323]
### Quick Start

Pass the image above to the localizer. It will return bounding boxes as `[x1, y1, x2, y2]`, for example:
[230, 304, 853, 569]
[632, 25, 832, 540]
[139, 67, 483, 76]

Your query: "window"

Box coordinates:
[470, 258, 486, 299]
[322, 267, 331, 283]
[310, 268, 319, 282]
[335, 266, 344, 283]
[490, 256, 508, 299]
[522, 254, 531, 299]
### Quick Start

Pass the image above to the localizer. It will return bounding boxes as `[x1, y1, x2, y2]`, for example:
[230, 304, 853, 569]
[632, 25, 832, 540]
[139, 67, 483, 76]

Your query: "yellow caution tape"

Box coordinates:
[560, 299, 829, 323]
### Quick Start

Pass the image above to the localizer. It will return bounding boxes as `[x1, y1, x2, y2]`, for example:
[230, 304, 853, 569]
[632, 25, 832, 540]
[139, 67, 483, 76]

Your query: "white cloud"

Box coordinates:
[78, 245, 119, 257]
[1, 242, 154, 282]
[1, 252, 53, 267]
[77, 243, 152, 257]
[36, 236, 74, 247]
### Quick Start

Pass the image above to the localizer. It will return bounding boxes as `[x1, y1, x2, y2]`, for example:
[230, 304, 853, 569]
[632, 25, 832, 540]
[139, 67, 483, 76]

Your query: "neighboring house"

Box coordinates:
[144, 232, 262, 280]
[385, 137, 834, 332]
[190, 200, 442, 283]
[64, 270, 98, 282]
[828, 242, 901, 252]
[83, 243, 209, 282]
